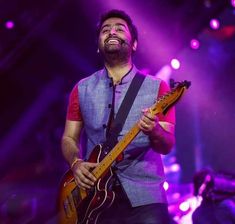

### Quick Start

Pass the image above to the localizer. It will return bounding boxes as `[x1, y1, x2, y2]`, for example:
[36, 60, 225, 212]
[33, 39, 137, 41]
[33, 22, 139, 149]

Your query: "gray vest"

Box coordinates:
[78, 66, 167, 206]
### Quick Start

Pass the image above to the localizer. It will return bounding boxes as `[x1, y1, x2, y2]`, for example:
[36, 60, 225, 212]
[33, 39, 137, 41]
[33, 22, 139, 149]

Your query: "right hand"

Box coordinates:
[71, 160, 98, 190]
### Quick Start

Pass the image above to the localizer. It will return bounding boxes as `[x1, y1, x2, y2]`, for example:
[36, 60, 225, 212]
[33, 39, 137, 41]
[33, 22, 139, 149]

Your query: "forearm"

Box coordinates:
[61, 120, 83, 166]
[149, 124, 175, 155]
[61, 136, 81, 166]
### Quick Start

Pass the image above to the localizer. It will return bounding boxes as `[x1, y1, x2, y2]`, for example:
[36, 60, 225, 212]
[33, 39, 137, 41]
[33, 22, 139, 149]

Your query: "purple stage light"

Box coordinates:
[155, 65, 172, 81]
[190, 39, 200, 50]
[210, 19, 220, 30]
[170, 163, 180, 172]
[171, 59, 180, 70]
[5, 20, 15, 29]
[231, 0, 235, 7]
[163, 181, 169, 191]
[172, 192, 180, 200]
[179, 201, 190, 212]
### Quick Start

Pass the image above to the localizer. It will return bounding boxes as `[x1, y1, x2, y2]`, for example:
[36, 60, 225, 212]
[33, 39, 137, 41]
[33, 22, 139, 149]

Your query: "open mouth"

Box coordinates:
[107, 39, 119, 44]
[105, 38, 121, 45]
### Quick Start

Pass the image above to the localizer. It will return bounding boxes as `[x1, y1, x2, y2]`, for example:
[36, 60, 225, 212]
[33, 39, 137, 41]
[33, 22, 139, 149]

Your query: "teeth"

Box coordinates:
[107, 39, 119, 44]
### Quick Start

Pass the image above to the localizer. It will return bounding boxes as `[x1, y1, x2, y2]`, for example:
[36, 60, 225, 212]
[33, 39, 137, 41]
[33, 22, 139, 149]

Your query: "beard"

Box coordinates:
[99, 38, 132, 64]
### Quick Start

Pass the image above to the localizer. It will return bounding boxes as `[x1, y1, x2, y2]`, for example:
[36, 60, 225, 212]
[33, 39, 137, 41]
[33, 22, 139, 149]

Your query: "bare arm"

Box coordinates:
[61, 120, 83, 165]
[138, 110, 175, 155]
[138, 79, 176, 154]
[61, 120, 97, 189]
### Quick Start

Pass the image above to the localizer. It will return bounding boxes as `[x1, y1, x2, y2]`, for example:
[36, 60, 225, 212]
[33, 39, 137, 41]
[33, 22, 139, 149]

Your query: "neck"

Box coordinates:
[105, 60, 133, 85]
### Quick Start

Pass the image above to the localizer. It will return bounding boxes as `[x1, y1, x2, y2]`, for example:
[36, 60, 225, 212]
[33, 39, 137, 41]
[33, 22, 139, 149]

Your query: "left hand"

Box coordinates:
[138, 108, 159, 135]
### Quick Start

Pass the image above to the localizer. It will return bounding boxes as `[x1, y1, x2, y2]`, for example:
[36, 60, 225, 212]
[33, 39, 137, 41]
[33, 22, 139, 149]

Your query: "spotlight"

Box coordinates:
[190, 39, 200, 50]
[210, 18, 220, 30]
[170, 163, 181, 172]
[5, 20, 15, 29]
[163, 181, 169, 191]
[172, 192, 180, 200]
[170, 59, 180, 70]
[231, 0, 235, 7]
[155, 65, 172, 81]
[179, 201, 190, 212]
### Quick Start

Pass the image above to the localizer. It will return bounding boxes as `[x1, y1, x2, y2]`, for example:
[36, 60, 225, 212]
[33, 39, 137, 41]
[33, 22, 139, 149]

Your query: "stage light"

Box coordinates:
[5, 20, 15, 29]
[170, 163, 181, 172]
[179, 201, 190, 212]
[172, 192, 180, 200]
[155, 65, 172, 81]
[163, 181, 169, 191]
[210, 19, 220, 30]
[231, 0, 235, 7]
[171, 59, 180, 70]
[173, 216, 180, 223]
[190, 39, 200, 50]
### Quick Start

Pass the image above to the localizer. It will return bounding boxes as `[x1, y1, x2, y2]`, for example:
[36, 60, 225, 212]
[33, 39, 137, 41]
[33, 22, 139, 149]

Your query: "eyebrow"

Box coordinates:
[101, 22, 127, 30]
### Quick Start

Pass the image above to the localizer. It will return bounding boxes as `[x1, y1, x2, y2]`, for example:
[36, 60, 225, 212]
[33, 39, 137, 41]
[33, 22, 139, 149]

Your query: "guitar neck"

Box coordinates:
[92, 123, 140, 179]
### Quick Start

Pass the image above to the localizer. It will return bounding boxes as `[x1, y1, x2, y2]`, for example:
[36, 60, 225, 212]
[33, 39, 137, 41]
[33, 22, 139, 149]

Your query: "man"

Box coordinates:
[61, 9, 175, 224]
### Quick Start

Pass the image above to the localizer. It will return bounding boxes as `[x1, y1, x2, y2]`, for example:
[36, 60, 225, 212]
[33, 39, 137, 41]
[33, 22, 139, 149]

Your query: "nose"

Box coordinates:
[110, 27, 117, 35]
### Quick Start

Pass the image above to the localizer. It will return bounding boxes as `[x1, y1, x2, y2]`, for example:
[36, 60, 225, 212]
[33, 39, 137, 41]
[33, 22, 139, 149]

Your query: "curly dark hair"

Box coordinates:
[96, 9, 138, 43]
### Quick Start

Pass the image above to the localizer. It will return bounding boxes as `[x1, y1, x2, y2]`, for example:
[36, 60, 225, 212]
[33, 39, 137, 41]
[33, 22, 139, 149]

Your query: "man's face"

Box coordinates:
[98, 17, 137, 57]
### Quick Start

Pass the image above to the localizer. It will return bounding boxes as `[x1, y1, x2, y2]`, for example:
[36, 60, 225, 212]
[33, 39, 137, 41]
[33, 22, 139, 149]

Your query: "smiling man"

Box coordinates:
[61, 9, 175, 224]
[98, 16, 137, 73]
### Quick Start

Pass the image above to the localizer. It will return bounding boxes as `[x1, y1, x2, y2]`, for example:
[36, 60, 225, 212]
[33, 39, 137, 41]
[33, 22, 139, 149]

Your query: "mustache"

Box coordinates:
[104, 36, 124, 44]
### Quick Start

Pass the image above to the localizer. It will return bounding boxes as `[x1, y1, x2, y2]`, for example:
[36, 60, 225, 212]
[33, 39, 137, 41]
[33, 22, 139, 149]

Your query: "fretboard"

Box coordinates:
[92, 123, 140, 179]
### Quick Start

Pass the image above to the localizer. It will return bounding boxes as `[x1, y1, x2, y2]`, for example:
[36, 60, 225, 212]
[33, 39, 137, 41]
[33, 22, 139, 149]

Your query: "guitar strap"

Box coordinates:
[103, 72, 146, 151]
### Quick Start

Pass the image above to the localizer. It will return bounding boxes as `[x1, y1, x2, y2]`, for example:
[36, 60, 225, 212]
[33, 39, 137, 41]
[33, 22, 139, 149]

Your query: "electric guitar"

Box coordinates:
[58, 80, 191, 224]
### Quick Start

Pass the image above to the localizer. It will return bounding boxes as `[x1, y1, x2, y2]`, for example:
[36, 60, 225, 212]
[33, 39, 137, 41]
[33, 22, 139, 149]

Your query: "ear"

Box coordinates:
[132, 40, 137, 52]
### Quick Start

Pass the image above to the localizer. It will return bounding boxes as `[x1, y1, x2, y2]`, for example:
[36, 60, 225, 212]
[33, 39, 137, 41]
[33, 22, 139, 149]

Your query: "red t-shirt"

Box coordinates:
[66, 80, 175, 124]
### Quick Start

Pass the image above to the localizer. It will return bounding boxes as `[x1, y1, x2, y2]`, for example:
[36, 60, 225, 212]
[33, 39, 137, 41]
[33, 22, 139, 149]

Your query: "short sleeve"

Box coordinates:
[66, 84, 83, 121]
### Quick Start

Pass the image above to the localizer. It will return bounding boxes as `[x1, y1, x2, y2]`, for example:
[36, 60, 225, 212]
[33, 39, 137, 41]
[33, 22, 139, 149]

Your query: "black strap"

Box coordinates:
[103, 72, 145, 150]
